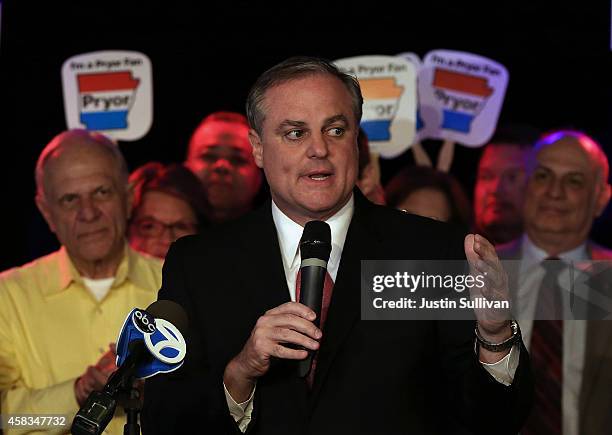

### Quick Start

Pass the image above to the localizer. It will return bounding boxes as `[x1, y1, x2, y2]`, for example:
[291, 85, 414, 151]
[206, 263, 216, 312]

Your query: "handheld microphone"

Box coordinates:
[297, 220, 331, 378]
[71, 300, 188, 435]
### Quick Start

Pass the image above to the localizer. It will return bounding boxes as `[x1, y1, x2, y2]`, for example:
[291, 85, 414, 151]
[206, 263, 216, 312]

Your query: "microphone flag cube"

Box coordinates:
[116, 308, 186, 379]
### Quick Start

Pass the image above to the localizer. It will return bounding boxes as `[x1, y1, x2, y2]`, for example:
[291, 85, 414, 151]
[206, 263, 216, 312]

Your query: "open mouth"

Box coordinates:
[309, 174, 331, 181]
[305, 170, 333, 181]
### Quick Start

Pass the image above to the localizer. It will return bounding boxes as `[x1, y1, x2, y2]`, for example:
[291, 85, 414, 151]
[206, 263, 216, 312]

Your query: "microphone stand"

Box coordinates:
[72, 342, 148, 435]
[123, 379, 141, 435]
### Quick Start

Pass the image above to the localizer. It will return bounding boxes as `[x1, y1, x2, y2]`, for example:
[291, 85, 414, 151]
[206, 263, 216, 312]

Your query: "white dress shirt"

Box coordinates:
[273, 195, 352, 301]
[516, 235, 587, 435]
[225, 195, 517, 431]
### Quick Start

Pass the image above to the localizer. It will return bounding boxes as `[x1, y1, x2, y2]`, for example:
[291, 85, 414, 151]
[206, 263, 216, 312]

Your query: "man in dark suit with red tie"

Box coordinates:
[496, 130, 612, 435]
[142, 56, 533, 434]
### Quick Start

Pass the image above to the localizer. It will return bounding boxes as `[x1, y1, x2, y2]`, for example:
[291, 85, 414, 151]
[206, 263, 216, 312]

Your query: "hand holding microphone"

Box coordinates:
[296, 221, 332, 377]
[224, 301, 323, 401]
[224, 221, 331, 401]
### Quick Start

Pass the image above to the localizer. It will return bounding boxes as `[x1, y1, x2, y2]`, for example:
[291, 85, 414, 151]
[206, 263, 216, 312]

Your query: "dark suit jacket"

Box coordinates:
[497, 238, 612, 435]
[143, 192, 532, 435]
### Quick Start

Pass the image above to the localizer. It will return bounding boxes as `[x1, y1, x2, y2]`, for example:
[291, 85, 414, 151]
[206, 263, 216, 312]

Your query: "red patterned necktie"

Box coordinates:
[522, 258, 564, 435]
[295, 268, 334, 386]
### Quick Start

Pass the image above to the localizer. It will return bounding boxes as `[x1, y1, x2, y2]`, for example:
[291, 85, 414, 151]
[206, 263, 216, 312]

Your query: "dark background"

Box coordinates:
[1, 1, 610, 270]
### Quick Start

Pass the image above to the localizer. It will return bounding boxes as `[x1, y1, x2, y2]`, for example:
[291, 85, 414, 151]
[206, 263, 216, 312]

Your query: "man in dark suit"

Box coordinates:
[143, 56, 532, 434]
[496, 130, 612, 435]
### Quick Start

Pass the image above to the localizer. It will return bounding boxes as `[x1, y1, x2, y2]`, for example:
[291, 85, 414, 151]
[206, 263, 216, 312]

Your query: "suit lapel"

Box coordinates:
[579, 242, 612, 429]
[580, 320, 612, 421]
[309, 192, 382, 406]
[239, 201, 292, 315]
[496, 239, 523, 316]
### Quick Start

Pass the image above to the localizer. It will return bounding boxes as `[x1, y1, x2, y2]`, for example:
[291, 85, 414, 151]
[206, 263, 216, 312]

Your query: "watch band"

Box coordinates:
[475, 320, 520, 352]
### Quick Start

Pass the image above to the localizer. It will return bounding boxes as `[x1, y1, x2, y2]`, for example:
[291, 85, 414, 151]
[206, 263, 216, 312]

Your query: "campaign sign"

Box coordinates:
[61, 50, 153, 141]
[418, 49, 508, 147]
[116, 308, 185, 379]
[334, 55, 417, 158]
[396, 52, 426, 142]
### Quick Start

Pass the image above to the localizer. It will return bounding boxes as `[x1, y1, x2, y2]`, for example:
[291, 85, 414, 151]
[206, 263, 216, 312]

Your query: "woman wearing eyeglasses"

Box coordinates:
[127, 162, 207, 259]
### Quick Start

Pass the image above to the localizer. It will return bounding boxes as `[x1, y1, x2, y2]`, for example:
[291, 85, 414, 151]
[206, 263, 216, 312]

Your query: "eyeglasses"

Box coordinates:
[130, 217, 198, 238]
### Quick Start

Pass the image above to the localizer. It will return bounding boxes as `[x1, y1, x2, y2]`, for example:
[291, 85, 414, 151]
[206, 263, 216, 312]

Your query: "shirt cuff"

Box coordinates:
[223, 381, 256, 433]
[479, 344, 520, 386]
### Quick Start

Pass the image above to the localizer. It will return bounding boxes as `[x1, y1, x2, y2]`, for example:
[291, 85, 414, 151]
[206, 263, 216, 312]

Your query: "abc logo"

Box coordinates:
[132, 309, 157, 334]
[144, 319, 187, 365]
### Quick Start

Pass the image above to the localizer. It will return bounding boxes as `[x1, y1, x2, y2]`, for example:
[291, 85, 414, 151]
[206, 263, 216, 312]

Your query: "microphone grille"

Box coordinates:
[300, 220, 332, 262]
[145, 300, 189, 335]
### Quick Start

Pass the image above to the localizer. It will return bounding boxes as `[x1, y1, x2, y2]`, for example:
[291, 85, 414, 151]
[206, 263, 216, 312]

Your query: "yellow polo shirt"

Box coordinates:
[0, 245, 162, 434]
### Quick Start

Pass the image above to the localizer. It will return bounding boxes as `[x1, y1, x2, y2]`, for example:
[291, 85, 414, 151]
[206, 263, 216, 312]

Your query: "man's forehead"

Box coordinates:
[536, 138, 592, 170]
[191, 121, 249, 149]
[195, 120, 248, 138]
[44, 146, 119, 187]
[262, 75, 353, 120]
[45, 171, 118, 200]
[484, 143, 529, 159]
[45, 142, 116, 175]
[479, 145, 527, 169]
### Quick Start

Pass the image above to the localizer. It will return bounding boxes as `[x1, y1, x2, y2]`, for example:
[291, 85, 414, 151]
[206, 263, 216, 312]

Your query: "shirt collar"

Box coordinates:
[521, 233, 588, 271]
[271, 194, 354, 274]
[50, 243, 149, 295]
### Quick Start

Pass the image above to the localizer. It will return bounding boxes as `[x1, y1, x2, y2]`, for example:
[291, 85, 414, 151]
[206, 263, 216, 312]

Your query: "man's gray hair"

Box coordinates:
[246, 56, 363, 136]
[35, 129, 129, 199]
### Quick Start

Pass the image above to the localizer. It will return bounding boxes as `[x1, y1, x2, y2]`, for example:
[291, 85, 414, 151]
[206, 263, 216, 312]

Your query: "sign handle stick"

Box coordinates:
[411, 142, 433, 167]
[369, 152, 382, 183]
[437, 140, 455, 172]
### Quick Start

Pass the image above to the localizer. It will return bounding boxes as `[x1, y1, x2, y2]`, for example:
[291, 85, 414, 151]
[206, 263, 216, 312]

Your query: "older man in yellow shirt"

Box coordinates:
[0, 130, 161, 434]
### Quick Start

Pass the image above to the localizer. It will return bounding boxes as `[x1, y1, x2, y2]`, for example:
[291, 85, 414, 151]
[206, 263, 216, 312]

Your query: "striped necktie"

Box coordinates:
[523, 258, 564, 435]
[295, 268, 334, 387]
